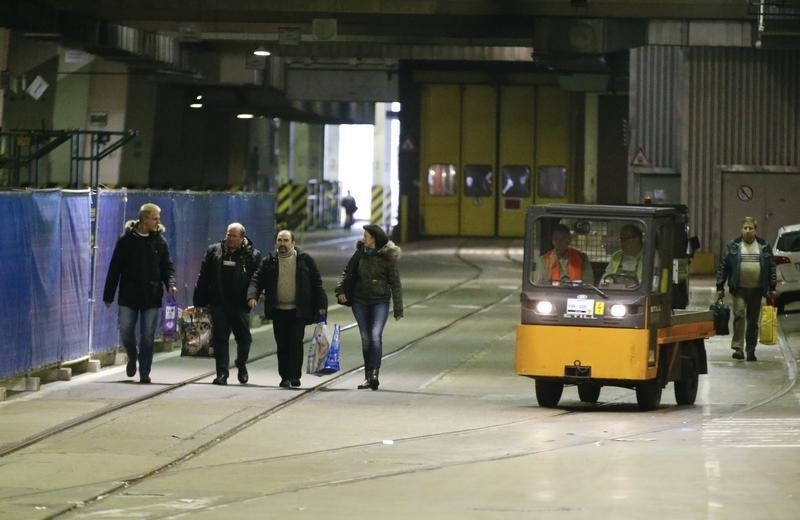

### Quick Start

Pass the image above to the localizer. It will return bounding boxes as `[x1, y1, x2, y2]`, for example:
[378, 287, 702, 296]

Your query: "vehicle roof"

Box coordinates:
[777, 223, 800, 235]
[528, 203, 683, 218]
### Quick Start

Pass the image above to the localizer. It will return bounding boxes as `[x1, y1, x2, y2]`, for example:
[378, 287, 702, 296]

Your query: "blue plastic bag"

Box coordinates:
[162, 293, 179, 341]
[319, 324, 341, 374]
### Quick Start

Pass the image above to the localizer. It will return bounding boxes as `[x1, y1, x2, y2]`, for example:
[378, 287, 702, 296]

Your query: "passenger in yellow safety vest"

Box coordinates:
[603, 224, 644, 283]
[536, 223, 593, 285]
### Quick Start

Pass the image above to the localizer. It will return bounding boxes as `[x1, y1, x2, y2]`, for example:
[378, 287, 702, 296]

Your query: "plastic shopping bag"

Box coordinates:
[307, 322, 330, 374]
[759, 304, 778, 345]
[162, 294, 179, 341]
[180, 307, 214, 357]
[319, 324, 341, 374]
[709, 299, 730, 336]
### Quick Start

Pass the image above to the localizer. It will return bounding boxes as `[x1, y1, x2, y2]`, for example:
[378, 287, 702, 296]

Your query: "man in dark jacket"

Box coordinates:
[193, 223, 262, 385]
[717, 216, 777, 361]
[104, 203, 177, 384]
[247, 229, 327, 388]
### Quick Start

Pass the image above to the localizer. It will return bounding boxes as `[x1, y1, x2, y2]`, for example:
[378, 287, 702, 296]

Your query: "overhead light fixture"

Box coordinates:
[189, 102, 203, 108]
[253, 46, 271, 57]
[236, 113, 255, 119]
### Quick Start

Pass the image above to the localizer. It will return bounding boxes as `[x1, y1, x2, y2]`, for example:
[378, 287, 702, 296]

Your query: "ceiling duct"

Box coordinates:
[3, 2, 197, 76]
[534, 18, 647, 55]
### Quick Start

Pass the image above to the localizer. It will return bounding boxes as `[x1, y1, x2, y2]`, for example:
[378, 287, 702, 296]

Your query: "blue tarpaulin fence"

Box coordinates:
[0, 189, 275, 380]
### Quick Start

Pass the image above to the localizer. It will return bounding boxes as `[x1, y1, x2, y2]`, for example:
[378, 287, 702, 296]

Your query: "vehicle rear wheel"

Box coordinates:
[674, 359, 699, 405]
[577, 382, 601, 403]
[535, 379, 563, 408]
[635, 380, 662, 411]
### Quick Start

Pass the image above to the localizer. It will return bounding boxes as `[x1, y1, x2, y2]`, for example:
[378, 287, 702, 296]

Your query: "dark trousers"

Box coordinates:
[731, 287, 763, 352]
[272, 309, 306, 381]
[209, 305, 252, 376]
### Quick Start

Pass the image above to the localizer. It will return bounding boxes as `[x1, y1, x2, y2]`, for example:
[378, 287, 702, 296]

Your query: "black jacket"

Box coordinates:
[103, 220, 176, 309]
[193, 237, 262, 311]
[247, 248, 327, 325]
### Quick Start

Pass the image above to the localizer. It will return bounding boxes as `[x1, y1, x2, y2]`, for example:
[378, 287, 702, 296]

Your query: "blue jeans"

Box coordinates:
[352, 301, 390, 370]
[118, 306, 161, 377]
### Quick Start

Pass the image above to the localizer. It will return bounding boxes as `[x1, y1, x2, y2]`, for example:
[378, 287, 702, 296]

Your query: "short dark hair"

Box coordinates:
[620, 224, 642, 239]
[276, 229, 295, 242]
[552, 223, 571, 236]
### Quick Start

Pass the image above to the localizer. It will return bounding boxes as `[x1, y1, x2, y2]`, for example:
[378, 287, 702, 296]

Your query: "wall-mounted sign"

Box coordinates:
[737, 184, 753, 201]
[26, 75, 49, 100]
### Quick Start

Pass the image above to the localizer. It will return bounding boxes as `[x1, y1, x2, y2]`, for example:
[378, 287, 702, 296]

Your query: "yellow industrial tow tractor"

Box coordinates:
[515, 204, 714, 410]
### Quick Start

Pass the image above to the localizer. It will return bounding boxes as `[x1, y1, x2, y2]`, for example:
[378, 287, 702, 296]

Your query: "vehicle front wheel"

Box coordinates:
[535, 379, 564, 408]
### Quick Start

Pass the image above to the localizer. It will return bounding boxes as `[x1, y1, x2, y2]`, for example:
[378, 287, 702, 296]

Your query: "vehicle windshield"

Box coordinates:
[776, 230, 800, 252]
[529, 217, 653, 291]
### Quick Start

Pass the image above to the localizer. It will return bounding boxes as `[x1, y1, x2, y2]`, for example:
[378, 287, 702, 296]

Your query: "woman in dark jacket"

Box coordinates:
[335, 225, 403, 390]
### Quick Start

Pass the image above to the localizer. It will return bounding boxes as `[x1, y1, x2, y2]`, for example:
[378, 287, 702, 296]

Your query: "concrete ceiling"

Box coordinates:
[6, 1, 763, 64]
[4, 1, 798, 122]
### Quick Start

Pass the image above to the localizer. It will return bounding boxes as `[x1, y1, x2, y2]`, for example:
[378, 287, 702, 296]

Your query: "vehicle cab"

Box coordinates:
[516, 204, 713, 410]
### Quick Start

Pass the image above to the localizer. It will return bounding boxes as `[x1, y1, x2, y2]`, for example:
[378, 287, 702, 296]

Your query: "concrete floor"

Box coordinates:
[1, 231, 798, 519]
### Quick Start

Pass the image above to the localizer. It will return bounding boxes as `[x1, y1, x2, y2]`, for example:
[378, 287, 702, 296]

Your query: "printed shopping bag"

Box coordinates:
[162, 294, 179, 341]
[179, 307, 214, 357]
[307, 322, 331, 374]
[709, 299, 730, 336]
[319, 324, 341, 374]
[759, 304, 778, 345]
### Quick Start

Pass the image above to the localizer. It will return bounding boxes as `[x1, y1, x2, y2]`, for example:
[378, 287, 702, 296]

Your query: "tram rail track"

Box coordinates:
[0, 240, 520, 518]
[0, 239, 502, 459]
[11, 238, 795, 519]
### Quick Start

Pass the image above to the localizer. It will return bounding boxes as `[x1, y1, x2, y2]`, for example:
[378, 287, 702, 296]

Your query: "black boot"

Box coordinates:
[369, 368, 380, 391]
[357, 369, 372, 389]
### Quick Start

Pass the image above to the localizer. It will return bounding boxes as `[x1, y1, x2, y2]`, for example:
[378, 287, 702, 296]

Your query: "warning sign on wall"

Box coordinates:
[631, 147, 650, 167]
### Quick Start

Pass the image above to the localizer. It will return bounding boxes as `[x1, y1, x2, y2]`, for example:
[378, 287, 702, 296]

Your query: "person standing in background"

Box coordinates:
[103, 203, 177, 384]
[193, 223, 262, 385]
[341, 190, 358, 230]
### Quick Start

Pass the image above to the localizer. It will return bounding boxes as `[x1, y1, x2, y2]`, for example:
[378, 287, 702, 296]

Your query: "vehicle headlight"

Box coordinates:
[535, 301, 554, 314]
[610, 304, 627, 317]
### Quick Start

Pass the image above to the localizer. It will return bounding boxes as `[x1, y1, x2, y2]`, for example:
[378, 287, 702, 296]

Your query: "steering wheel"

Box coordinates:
[601, 272, 639, 287]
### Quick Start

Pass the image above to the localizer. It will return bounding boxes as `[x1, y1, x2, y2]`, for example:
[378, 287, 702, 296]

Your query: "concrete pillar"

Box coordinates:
[0, 29, 9, 129]
[324, 125, 340, 182]
[583, 93, 599, 204]
[51, 49, 92, 186]
[324, 125, 342, 225]
[247, 116, 277, 192]
[278, 120, 291, 186]
[372, 102, 391, 228]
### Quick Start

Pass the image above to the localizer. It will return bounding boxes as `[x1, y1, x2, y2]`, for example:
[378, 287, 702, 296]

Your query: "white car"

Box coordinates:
[774, 223, 800, 311]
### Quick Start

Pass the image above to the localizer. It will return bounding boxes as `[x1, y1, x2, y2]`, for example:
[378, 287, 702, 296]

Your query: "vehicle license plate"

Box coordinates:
[566, 297, 595, 316]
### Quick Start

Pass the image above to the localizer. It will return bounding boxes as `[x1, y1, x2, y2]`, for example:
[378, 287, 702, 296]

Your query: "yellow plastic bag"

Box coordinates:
[759, 304, 778, 345]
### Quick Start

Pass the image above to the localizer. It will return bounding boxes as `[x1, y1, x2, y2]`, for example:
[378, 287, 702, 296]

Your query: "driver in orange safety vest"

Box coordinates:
[536, 223, 593, 285]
